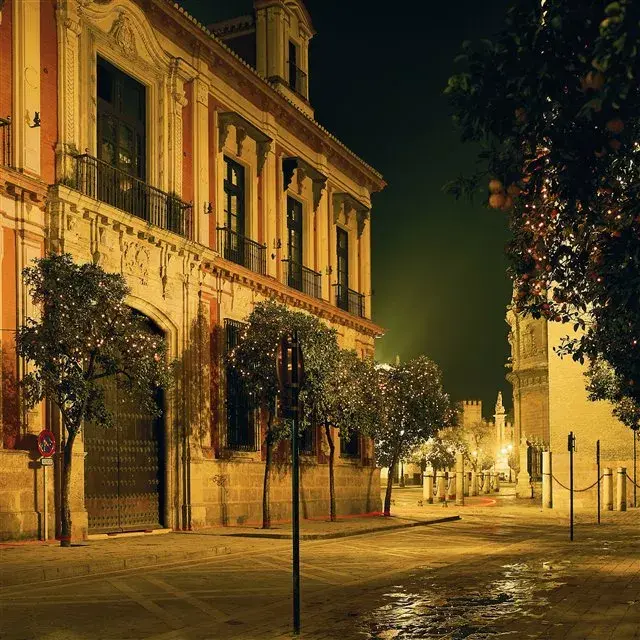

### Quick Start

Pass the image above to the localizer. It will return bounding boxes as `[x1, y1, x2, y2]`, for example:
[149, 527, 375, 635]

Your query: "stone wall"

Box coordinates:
[196, 458, 381, 527]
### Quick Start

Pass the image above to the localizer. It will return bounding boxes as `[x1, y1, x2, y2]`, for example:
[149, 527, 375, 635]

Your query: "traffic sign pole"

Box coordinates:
[291, 331, 301, 635]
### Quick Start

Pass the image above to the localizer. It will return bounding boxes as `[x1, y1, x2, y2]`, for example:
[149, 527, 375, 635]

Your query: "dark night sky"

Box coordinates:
[178, 0, 514, 417]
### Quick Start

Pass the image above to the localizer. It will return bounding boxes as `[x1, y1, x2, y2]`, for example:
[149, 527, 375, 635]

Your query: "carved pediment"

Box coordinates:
[282, 156, 327, 211]
[218, 112, 272, 175]
[332, 192, 370, 236]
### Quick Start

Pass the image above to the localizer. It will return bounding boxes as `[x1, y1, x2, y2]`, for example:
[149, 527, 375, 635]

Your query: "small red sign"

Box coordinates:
[37, 430, 56, 458]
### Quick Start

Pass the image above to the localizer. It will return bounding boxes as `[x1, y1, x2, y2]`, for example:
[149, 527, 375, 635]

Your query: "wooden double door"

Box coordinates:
[84, 380, 164, 533]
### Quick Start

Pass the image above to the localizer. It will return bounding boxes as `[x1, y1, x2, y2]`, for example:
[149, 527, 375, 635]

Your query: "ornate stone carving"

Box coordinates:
[123, 241, 150, 285]
[257, 140, 272, 177]
[236, 126, 246, 157]
[110, 11, 137, 59]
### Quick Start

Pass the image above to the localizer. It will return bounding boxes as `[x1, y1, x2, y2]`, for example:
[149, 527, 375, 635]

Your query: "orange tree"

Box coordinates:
[17, 254, 171, 546]
[445, 0, 640, 425]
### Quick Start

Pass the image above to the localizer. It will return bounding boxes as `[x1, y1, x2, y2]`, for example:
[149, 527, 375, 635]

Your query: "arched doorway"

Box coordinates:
[84, 316, 165, 533]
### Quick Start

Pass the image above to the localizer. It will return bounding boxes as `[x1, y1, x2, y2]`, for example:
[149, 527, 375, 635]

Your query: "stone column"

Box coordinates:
[193, 74, 210, 247]
[455, 453, 464, 506]
[542, 451, 552, 509]
[463, 471, 469, 497]
[423, 470, 433, 504]
[603, 467, 613, 511]
[617, 467, 627, 512]
[494, 472, 501, 493]
[447, 470, 456, 500]
[471, 470, 479, 496]
[516, 441, 532, 498]
[483, 472, 491, 494]
[436, 471, 446, 502]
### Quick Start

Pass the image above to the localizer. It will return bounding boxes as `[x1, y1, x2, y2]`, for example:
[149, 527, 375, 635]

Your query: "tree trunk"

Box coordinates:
[60, 429, 77, 547]
[325, 424, 336, 522]
[384, 456, 398, 516]
[262, 416, 273, 529]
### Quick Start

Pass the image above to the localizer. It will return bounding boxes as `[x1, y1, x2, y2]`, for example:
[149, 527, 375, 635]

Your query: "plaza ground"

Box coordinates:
[1, 486, 639, 639]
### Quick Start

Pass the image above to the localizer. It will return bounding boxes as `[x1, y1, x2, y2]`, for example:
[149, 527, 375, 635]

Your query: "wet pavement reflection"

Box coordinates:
[360, 559, 570, 639]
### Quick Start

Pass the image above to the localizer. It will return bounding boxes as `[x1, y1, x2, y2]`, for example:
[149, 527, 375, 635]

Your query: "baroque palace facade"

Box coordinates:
[0, 0, 385, 540]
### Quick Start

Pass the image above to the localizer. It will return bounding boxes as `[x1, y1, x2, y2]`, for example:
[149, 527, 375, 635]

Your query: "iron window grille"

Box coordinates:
[283, 259, 322, 299]
[73, 154, 192, 239]
[335, 284, 366, 318]
[0, 116, 11, 168]
[300, 424, 316, 456]
[217, 226, 267, 275]
[340, 432, 360, 458]
[224, 319, 256, 452]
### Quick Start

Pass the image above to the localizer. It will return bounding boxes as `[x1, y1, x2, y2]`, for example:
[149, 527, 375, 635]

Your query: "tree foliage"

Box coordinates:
[16, 253, 171, 545]
[375, 357, 457, 515]
[446, 0, 640, 428]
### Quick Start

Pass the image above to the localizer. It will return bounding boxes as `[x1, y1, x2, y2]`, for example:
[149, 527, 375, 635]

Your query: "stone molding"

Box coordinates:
[217, 112, 273, 176]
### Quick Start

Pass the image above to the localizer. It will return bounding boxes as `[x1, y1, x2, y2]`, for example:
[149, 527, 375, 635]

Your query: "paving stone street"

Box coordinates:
[1, 488, 639, 640]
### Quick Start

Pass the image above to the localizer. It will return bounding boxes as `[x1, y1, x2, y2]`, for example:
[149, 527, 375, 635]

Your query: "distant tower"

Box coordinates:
[494, 391, 507, 448]
[395, 354, 400, 366]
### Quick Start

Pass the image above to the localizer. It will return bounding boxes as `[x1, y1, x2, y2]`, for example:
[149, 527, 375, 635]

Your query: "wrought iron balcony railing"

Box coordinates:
[217, 226, 267, 276]
[335, 284, 366, 318]
[287, 62, 308, 98]
[283, 259, 322, 299]
[0, 117, 11, 168]
[72, 154, 193, 239]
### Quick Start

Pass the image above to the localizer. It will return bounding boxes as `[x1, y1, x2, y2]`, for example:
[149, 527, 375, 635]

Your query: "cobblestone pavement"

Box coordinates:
[1, 489, 639, 639]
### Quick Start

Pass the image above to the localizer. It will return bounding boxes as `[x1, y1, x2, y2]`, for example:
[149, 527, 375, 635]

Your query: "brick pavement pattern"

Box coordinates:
[1, 488, 639, 639]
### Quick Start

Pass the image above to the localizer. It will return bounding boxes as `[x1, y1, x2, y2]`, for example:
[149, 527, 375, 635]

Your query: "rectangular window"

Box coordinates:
[97, 57, 146, 180]
[222, 156, 246, 265]
[340, 432, 360, 458]
[336, 227, 349, 311]
[300, 423, 316, 456]
[288, 41, 298, 90]
[224, 319, 255, 451]
[287, 196, 303, 291]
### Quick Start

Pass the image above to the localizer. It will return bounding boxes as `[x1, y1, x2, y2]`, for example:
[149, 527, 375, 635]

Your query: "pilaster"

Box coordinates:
[193, 74, 210, 247]
[12, 0, 41, 176]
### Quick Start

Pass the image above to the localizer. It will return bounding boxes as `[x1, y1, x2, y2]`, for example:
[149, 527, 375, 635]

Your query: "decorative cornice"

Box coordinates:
[0, 168, 49, 205]
[144, 0, 385, 193]
[332, 192, 370, 236]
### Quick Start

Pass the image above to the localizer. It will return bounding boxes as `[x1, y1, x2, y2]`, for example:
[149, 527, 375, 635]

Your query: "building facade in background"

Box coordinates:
[0, 0, 385, 541]
[506, 310, 635, 510]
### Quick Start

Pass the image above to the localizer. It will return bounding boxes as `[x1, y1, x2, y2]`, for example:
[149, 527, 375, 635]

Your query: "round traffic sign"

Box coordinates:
[37, 429, 56, 458]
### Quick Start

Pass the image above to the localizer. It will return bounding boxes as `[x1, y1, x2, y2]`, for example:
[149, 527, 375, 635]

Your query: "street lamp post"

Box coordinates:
[277, 331, 305, 635]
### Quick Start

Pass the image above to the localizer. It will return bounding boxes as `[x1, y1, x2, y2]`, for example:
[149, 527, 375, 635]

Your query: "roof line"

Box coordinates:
[164, 1, 385, 186]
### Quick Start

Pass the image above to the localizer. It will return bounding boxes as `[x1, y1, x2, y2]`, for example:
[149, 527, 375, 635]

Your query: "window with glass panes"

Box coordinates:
[97, 57, 146, 179]
[336, 228, 349, 310]
[287, 196, 303, 290]
[222, 157, 246, 264]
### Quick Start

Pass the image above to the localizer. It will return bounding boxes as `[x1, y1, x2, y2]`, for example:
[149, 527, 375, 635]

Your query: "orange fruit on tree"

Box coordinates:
[501, 195, 514, 210]
[507, 184, 521, 197]
[609, 139, 622, 151]
[489, 179, 504, 194]
[606, 118, 624, 134]
[489, 193, 506, 209]
[581, 71, 605, 91]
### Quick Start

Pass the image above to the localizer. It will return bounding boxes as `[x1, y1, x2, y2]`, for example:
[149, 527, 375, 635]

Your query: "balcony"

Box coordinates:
[0, 117, 11, 167]
[335, 284, 366, 319]
[72, 154, 193, 239]
[287, 62, 308, 98]
[217, 227, 267, 275]
[283, 259, 322, 299]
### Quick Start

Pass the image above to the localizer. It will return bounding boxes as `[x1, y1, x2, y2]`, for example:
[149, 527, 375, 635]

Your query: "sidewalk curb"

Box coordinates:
[1, 544, 231, 588]
[220, 515, 462, 540]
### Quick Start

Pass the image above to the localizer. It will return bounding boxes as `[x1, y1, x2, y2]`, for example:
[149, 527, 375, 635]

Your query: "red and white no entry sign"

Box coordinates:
[37, 429, 56, 458]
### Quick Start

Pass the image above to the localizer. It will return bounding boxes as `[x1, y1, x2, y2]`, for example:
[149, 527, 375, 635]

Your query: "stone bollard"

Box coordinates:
[471, 470, 479, 496]
[494, 473, 500, 493]
[436, 471, 446, 502]
[463, 471, 470, 497]
[542, 451, 553, 509]
[483, 471, 491, 494]
[603, 467, 613, 511]
[447, 471, 456, 501]
[423, 471, 434, 504]
[455, 453, 465, 506]
[617, 467, 627, 512]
